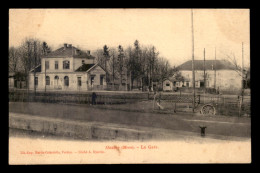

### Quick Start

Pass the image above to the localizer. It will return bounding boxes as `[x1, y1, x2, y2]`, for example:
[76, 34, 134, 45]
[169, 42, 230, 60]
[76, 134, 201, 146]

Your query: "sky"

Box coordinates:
[9, 9, 250, 67]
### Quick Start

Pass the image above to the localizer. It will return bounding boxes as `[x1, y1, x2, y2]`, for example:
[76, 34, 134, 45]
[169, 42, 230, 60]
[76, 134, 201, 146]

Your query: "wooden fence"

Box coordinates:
[8, 91, 151, 105]
[9, 90, 250, 116]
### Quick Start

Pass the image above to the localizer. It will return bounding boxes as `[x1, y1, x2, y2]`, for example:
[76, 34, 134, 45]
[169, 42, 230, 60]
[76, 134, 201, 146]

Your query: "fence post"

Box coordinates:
[217, 94, 220, 115]
[238, 96, 242, 117]
[223, 96, 226, 116]
[22, 92, 24, 102]
[153, 92, 156, 110]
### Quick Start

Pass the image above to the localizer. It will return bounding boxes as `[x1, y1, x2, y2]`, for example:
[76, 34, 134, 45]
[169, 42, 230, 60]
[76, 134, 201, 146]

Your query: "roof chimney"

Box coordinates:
[68, 44, 72, 48]
[64, 43, 68, 49]
[87, 50, 90, 55]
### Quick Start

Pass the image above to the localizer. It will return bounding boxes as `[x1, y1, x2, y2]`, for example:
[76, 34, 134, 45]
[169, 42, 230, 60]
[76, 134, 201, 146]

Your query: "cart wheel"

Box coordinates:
[201, 104, 216, 115]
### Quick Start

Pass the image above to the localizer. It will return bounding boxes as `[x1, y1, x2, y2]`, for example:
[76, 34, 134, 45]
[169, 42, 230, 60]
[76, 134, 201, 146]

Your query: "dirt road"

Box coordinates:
[9, 102, 251, 138]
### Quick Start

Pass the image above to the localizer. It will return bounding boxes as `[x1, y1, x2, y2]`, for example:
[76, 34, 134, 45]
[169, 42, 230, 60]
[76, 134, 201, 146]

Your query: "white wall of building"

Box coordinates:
[42, 57, 74, 72]
[9, 78, 14, 88]
[163, 80, 173, 91]
[29, 72, 88, 91]
[179, 70, 242, 91]
[29, 64, 107, 92]
[88, 65, 107, 86]
[74, 58, 94, 70]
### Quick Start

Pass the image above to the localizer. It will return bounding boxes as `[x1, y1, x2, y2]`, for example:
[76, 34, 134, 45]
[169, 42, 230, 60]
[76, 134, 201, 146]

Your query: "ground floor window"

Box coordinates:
[100, 76, 104, 85]
[200, 81, 204, 88]
[54, 76, 59, 86]
[46, 76, 50, 85]
[77, 77, 82, 86]
[91, 76, 95, 86]
[64, 76, 69, 86]
[35, 77, 38, 86]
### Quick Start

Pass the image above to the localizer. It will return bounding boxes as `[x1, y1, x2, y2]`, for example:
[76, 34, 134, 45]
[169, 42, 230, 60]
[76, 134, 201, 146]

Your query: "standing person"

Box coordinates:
[199, 126, 207, 137]
[92, 92, 97, 105]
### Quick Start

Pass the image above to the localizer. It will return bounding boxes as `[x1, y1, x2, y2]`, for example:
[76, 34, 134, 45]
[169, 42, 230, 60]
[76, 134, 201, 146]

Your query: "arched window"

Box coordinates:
[64, 76, 69, 86]
[46, 76, 50, 85]
[54, 76, 59, 86]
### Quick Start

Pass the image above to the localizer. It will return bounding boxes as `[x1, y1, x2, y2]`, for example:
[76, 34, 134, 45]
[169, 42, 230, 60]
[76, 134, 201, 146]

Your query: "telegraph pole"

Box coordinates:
[203, 48, 206, 92]
[203, 48, 206, 104]
[45, 60, 46, 92]
[214, 47, 217, 90]
[239, 42, 244, 117]
[34, 41, 37, 96]
[241, 42, 244, 105]
[191, 9, 196, 113]
[27, 41, 30, 95]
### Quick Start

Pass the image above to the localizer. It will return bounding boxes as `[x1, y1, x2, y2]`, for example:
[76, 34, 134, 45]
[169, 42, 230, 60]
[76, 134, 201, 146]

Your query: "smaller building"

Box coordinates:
[162, 78, 174, 92]
[176, 60, 241, 93]
[8, 72, 15, 89]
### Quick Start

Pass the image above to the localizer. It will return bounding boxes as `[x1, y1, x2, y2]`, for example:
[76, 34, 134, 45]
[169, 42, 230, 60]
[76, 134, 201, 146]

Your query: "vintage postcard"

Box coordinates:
[8, 8, 251, 164]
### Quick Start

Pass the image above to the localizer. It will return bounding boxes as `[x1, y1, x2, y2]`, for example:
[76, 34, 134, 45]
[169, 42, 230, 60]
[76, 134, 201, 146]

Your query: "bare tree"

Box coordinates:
[117, 45, 125, 86]
[42, 41, 51, 56]
[92, 49, 106, 67]
[9, 47, 20, 74]
[223, 52, 250, 88]
[223, 51, 250, 115]
[93, 40, 176, 92]
[125, 46, 133, 90]
[14, 38, 51, 91]
[108, 48, 118, 88]
[148, 46, 159, 91]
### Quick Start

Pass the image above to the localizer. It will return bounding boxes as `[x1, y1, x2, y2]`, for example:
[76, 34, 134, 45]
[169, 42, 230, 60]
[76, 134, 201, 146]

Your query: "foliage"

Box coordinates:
[9, 38, 52, 89]
[93, 40, 177, 90]
[223, 52, 250, 89]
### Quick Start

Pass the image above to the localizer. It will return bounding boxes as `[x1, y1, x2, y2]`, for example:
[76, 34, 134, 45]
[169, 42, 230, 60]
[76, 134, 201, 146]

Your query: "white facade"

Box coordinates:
[179, 70, 242, 91]
[29, 56, 106, 91]
[163, 79, 173, 91]
[9, 77, 14, 88]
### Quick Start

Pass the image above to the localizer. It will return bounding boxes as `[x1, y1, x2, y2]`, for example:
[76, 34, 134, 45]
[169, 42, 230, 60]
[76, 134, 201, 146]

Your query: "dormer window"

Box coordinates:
[63, 60, 70, 69]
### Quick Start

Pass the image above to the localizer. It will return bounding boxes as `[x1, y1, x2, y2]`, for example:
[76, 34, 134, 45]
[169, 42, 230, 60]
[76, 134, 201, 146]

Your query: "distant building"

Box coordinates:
[8, 72, 15, 89]
[9, 72, 27, 89]
[176, 60, 242, 92]
[29, 43, 107, 91]
[162, 78, 174, 92]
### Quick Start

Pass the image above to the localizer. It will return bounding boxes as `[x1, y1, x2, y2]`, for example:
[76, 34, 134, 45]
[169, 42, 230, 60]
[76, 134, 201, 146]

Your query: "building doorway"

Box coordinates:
[90, 76, 95, 89]
[77, 76, 82, 90]
[54, 76, 59, 89]
[200, 81, 204, 88]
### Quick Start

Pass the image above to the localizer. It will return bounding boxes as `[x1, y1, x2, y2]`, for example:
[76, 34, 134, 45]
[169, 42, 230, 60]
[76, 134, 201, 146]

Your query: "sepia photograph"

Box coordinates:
[8, 8, 250, 164]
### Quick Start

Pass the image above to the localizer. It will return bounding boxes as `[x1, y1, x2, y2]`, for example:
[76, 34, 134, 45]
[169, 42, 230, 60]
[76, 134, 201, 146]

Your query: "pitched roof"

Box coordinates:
[30, 65, 41, 73]
[177, 60, 236, 71]
[75, 64, 95, 72]
[43, 46, 95, 59]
